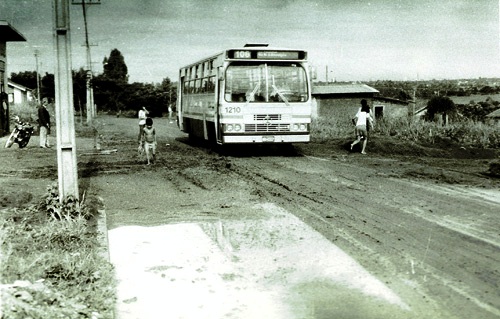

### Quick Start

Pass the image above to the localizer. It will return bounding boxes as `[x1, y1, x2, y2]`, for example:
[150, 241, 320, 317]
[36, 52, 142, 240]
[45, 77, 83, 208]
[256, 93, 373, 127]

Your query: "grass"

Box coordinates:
[0, 185, 116, 319]
[311, 115, 500, 149]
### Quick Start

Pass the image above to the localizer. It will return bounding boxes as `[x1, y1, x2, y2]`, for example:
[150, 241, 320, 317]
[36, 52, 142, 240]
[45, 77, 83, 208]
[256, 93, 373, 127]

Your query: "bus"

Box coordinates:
[177, 43, 312, 145]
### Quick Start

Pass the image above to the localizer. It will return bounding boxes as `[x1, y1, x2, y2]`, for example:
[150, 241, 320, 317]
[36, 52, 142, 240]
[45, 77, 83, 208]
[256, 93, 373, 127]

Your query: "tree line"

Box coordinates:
[10, 48, 176, 118]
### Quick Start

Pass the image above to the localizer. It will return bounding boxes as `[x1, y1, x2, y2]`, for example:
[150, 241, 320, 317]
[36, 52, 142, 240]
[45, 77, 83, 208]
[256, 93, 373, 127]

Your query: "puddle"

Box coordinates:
[109, 203, 409, 319]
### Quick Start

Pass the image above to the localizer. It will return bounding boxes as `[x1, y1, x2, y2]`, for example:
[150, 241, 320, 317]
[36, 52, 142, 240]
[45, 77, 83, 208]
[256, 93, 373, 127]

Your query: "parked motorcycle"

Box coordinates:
[4, 116, 34, 149]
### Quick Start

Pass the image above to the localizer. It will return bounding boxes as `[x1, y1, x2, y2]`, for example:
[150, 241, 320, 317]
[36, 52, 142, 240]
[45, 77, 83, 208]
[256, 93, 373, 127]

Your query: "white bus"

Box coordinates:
[177, 44, 312, 145]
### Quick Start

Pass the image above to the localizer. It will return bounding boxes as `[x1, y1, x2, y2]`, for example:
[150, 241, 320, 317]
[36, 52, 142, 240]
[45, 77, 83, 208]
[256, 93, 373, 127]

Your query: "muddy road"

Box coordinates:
[1, 115, 499, 318]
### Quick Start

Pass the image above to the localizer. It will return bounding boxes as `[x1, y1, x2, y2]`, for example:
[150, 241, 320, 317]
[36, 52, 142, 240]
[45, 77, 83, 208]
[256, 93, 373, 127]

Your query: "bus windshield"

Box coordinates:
[224, 62, 308, 103]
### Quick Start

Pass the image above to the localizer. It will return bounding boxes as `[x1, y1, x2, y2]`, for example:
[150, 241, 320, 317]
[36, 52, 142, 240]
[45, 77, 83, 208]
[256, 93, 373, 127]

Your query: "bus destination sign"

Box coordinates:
[229, 50, 302, 60]
[257, 51, 299, 60]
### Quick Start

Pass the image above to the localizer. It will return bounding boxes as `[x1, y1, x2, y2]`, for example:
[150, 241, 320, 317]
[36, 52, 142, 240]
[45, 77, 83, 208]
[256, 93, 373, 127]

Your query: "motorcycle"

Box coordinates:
[4, 116, 35, 149]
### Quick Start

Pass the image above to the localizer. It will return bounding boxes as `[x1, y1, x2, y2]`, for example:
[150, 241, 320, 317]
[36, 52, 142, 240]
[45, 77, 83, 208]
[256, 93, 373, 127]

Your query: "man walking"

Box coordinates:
[38, 99, 51, 148]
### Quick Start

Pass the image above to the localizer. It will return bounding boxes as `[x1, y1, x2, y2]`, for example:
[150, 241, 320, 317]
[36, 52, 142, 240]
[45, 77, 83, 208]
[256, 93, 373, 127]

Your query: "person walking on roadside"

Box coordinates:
[140, 117, 157, 165]
[350, 99, 374, 154]
[38, 99, 51, 148]
[138, 106, 149, 142]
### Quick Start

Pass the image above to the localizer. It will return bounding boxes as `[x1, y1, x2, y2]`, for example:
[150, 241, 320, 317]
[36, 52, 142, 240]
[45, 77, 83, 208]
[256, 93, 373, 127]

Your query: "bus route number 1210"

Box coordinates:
[224, 106, 241, 114]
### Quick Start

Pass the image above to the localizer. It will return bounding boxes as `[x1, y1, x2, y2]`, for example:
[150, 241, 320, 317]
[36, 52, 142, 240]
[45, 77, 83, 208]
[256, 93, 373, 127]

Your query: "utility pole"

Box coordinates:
[72, 0, 100, 124]
[34, 49, 41, 104]
[53, 0, 79, 200]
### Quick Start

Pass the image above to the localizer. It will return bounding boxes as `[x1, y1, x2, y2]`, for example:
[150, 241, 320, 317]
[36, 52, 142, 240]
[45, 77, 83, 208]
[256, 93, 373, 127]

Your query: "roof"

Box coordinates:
[486, 108, 500, 118]
[374, 96, 410, 105]
[0, 21, 26, 42]
[8, 80, 32, 92]
[312, 83, 379, 95]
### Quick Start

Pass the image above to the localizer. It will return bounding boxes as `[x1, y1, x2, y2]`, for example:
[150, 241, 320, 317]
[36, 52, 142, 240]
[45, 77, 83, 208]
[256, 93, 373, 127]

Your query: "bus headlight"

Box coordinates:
[291, 123, 308, 132]
[224, 124, 242, 132]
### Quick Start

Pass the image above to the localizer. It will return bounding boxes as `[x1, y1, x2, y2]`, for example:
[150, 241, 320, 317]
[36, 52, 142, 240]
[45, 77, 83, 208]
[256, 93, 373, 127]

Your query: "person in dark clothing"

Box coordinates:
[38, 99, 51, 148]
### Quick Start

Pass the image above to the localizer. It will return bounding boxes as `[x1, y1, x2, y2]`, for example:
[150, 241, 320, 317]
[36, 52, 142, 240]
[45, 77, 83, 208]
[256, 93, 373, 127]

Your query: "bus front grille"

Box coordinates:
[254, 114, 282, 121]
[245, 123, 290, 132]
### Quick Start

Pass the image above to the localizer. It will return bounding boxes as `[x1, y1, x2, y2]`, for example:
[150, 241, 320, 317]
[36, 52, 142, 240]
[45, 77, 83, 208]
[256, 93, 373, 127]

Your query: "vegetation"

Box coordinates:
[10, 48, 176, 119]
[312, 115, 500, 149]
[0, 184, 116, 319]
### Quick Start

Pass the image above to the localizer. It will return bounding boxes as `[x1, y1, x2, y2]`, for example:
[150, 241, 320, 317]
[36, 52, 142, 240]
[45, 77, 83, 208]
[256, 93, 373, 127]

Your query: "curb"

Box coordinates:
[96, 208, 115, 319]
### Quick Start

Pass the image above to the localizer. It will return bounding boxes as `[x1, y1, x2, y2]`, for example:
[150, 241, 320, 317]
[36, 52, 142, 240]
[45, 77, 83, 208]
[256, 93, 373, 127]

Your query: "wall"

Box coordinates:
[315, 96, 374, 123]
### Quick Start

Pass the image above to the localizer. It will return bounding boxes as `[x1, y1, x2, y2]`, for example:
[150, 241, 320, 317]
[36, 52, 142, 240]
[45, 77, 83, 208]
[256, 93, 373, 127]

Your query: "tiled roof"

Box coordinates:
[312, 83, 379, 95]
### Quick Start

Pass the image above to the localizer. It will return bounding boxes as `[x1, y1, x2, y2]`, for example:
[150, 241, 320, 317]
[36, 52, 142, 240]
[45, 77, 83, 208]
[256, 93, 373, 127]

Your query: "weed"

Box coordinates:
[1, 185, 116, 319]
[313, 116, 500, 149]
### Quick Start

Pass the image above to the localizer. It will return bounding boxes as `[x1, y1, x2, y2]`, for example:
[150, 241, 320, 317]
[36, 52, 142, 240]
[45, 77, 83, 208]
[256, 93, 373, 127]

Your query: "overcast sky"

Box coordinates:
[1, 0, 499, 83]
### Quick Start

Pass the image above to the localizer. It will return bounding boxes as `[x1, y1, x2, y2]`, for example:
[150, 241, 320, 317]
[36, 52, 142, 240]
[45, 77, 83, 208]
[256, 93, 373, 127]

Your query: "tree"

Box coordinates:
[424, 96, 457, 125]
[160, 77, 177, 111]
[102, 49, 128, 83]
[72, 68, 89, 114]
[40, 73, 55, 101]
[10, 71, 37, 90]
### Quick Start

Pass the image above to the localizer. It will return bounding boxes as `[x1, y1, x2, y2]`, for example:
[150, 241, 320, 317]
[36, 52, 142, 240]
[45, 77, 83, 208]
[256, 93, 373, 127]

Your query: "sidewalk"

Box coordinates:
[105, 203, 410, 319]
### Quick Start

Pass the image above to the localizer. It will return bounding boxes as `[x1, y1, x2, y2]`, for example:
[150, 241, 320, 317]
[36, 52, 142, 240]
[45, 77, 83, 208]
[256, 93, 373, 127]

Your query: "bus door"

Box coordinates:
[215, 66, 223, 144]
[177, 76, 184, 130]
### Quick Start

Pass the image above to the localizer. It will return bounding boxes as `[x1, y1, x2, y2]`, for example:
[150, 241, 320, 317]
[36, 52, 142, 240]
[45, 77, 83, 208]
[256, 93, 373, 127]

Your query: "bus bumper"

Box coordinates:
[222, 134, 310, 144]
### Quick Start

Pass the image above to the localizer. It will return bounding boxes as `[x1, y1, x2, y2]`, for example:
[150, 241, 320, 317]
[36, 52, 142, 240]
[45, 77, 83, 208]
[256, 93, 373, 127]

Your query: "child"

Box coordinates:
[350, 99, 374, 154]
[141, 117, 157, 165]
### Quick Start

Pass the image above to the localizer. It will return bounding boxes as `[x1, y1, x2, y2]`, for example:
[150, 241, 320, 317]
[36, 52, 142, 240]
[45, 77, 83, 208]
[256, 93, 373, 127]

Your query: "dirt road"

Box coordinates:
[1, 115, 499, 318]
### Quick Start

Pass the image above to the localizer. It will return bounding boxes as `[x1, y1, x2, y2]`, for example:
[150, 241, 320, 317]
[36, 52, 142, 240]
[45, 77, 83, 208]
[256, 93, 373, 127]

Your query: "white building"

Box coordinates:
[8, 80, 34, 105]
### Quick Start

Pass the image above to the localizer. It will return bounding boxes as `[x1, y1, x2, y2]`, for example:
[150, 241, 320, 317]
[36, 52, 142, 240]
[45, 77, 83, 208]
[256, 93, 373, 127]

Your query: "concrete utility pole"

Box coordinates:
[34, 49, 41, 104]
[53, 0, 79, 200]
[72, 0, 100, 124]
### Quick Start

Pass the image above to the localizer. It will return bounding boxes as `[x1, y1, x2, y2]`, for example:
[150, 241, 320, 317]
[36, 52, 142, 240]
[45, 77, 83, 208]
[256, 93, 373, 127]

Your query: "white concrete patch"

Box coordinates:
[109, 203, 409, 319]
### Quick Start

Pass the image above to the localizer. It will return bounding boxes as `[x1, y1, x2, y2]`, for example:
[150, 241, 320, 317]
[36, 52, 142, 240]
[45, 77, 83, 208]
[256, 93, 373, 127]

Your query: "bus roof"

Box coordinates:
[179, 45, 307, 71]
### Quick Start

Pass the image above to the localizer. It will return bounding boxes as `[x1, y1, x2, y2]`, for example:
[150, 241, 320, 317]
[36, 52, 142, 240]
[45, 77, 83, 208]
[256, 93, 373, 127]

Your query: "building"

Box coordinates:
[311, 83, 410, 122]
[8, 80, 34, 105]
[1, 20, 26, 136]
[486, 108, 500, 127]
[372, 96, 411, 119]
[312, 83, 378, 122]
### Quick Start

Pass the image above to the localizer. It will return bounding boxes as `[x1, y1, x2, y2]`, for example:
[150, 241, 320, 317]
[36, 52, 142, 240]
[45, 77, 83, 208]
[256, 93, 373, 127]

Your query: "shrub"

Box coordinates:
[1, 185, 115, 319]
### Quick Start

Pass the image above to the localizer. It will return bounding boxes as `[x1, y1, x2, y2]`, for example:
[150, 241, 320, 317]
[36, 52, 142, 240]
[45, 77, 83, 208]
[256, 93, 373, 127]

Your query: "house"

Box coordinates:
[485, 108, 500, 127]
[1, 20, 26, 136]
[372, 96, 411, 119]
[311, 83, 379, 122]
[8, 80, 34, 105]
[311, 83, 411, 122]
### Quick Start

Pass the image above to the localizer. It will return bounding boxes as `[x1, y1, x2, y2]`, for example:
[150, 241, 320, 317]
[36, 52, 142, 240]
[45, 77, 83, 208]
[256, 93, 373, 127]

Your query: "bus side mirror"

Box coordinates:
[218, 67, 225, 81]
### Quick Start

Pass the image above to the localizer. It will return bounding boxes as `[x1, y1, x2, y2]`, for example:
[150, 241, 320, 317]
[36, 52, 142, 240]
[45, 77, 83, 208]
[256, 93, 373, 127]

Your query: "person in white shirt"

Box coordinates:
[138, 106, 149, 142]
[350, 99, 374, 154]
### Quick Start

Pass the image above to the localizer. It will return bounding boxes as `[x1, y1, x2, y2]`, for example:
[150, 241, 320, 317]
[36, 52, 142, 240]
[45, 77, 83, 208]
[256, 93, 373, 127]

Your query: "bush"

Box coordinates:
[1, 185, 116, 319]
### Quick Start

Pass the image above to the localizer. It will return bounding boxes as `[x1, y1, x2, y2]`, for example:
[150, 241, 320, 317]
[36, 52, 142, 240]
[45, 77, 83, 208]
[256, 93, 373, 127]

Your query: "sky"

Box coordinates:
[1, 0, 499, 84]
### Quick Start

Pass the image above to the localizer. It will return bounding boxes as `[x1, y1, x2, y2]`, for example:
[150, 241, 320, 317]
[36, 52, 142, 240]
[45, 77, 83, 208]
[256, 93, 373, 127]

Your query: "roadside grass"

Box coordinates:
[312, 116, 500, 149]
[0, 185, 116, 319]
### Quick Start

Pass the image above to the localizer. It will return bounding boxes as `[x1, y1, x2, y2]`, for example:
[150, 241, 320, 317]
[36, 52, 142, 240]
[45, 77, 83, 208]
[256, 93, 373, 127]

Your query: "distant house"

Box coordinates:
[372, 96, 411, 119]
[311, 83, 411, 122]
[8, 80, 33, 105]
[311, 83, 379, 122]
[486, 108, 500, 126]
